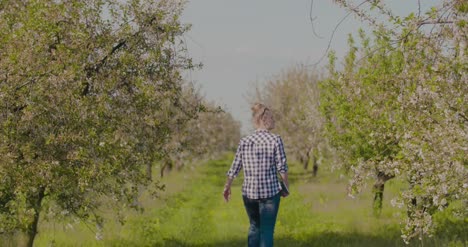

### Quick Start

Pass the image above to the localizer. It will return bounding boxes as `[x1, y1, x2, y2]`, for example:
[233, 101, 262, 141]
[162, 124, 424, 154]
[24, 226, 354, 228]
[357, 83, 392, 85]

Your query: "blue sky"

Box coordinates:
[181, 0, 440, 133]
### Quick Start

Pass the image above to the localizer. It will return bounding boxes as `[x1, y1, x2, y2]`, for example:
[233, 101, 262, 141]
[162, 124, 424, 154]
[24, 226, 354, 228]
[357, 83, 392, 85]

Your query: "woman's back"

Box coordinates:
[227, 129, 287, 199]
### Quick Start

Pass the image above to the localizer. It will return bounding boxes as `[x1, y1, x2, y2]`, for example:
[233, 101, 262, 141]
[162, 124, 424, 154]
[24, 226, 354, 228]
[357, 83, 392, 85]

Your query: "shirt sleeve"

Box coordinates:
[226, 140, 243, 178]
[276, 136, 288, 174]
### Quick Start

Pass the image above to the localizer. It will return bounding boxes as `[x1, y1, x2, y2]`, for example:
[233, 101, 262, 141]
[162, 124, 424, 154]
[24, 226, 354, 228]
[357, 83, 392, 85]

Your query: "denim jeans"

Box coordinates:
[243, 193, 281, 247]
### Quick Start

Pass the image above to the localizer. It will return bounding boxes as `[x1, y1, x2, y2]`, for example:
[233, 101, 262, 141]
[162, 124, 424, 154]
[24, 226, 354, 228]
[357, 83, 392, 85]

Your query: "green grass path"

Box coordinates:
[31, 157, 466, 247]
[106, 158, 455, 247]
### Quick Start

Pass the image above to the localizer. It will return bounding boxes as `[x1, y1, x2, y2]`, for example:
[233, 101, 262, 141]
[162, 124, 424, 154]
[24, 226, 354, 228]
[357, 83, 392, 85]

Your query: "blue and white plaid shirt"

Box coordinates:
[227, 129, 288, 199]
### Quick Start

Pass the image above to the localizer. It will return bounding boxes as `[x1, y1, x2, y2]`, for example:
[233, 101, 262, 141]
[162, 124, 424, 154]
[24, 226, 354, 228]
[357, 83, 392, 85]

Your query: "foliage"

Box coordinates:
[320, 32, 402, 216]
[325, 0, 467, 242]
[252, 65, 328, 173]
[160, 89, 241, 176]
[0, 0, 200, 245]
[190, 102, 241, 159]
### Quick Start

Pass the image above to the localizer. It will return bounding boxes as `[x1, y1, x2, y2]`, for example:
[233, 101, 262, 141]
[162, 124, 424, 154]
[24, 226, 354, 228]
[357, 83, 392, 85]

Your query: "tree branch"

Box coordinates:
[311, 0, 369, 67]
[82, 39, 127, 96]
[309, 0, 323, 39]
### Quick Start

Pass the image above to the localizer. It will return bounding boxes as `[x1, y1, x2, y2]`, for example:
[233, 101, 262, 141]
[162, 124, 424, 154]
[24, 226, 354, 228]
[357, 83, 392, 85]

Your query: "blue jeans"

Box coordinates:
[243, 193, 281, 247]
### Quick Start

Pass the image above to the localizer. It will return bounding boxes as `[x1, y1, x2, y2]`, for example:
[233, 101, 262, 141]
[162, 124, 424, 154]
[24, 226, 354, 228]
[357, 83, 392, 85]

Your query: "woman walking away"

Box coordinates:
[223, 103, 289, 247]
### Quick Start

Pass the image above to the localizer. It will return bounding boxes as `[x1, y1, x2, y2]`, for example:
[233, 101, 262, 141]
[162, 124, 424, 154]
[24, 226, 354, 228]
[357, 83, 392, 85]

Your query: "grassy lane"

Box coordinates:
[25, 156, 467, 246]
[110, 158, 248, 246]
[106, 159, 414, 247]
[114, 157, 465, 247]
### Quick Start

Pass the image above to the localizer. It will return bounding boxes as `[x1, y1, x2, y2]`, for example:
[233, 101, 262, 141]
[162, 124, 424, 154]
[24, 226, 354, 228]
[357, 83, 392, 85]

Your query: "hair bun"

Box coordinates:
[251, 102, 265, 114]
[251, 103, 275, 130]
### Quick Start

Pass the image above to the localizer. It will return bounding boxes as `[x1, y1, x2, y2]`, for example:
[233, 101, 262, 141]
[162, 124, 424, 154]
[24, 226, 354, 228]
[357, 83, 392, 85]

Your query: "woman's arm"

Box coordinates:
[276, 136, 289, 197]
[224, 141, 243, 202]
[280, 172, 289, 189]
[279, 172, 289, 197]
[223, 177, 234, 202]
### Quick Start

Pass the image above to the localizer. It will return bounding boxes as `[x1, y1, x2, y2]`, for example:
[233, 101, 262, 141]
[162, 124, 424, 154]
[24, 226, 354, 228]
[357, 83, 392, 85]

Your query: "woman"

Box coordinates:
[223, 103, 289, 247]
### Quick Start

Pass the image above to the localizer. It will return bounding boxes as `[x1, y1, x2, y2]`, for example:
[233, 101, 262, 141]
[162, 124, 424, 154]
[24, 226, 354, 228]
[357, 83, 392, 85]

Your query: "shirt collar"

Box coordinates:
[255, 129, 269, 133]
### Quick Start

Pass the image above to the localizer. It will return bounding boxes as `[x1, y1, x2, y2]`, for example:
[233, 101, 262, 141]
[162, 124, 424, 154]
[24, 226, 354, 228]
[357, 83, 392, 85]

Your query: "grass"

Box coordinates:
[2, 154, 467, 246]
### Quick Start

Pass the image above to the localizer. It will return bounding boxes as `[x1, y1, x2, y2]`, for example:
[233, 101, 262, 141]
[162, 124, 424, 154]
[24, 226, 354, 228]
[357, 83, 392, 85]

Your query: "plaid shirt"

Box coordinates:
[227, 129, 288, 199]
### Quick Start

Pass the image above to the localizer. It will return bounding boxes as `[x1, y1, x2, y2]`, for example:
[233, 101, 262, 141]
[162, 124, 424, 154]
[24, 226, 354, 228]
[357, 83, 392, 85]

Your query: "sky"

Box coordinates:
[180, 0, 440, 133]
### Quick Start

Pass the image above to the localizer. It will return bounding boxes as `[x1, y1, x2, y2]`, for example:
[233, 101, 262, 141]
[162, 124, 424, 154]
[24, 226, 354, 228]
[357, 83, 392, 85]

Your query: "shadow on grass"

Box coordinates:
[287, 169, 317, 184]
[154, 231, 465, 247]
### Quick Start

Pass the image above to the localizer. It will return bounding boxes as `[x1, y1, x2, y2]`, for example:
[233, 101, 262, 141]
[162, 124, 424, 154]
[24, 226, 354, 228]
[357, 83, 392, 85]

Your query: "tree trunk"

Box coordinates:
[300, 152, 310, 170]
[160, 159, 173, 178]
[26, 187, 45, 247]
[373, 180, 385, 216]
[131, 187, 142, 209]
[146, 163, 152, 180]
[160, 163, 166, 178]
[175, 160, 184, 171]
[372, 172, 394, 217]
[312, 154, 318, 177]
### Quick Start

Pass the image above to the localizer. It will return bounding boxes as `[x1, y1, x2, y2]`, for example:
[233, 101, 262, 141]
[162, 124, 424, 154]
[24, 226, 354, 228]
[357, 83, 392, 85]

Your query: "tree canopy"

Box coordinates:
[324, 0, 467, 242]
[0, 0, 207, 246]
[252, 66, 327, 175]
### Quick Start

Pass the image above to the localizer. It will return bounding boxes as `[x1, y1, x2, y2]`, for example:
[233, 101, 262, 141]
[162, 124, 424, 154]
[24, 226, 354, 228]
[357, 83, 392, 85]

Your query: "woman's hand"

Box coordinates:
[279, 173, 289, 198]
[223, 186, 231, 202]
[223, 177, 234, 202]
[280, 182, 290, 197]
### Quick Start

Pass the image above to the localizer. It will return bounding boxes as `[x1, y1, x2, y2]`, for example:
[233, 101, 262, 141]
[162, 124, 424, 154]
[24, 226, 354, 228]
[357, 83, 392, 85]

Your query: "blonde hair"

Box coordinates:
[251, 103, 275, 130]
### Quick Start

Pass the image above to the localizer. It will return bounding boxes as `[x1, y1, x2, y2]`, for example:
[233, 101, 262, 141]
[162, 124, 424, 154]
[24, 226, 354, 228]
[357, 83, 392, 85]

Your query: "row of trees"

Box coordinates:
[251, 67, 329, 176]
[254, 0, 466, 243]
[0, 0, 464, 245]
[159, 90, 240, 178]
[324, 0, 467, 242]
[0, 1, 239, 246]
